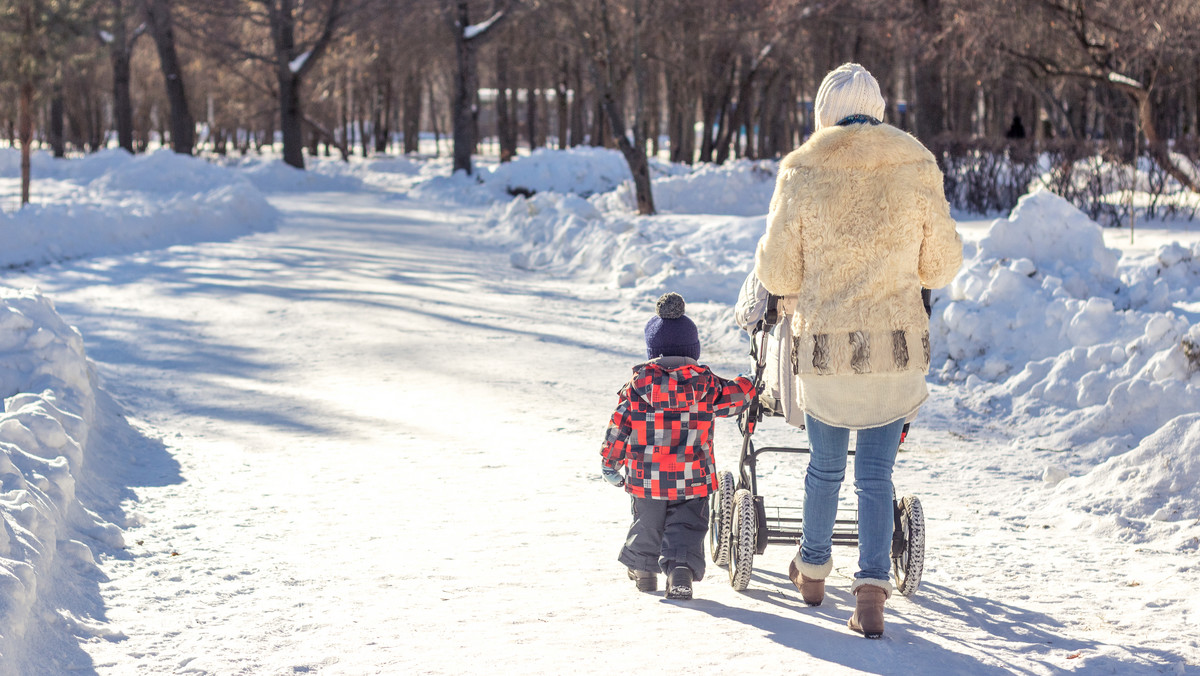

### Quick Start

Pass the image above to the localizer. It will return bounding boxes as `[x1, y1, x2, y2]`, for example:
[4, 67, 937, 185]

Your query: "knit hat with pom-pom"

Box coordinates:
[814, 63, 886, 131]
[644, 292, 701, 361]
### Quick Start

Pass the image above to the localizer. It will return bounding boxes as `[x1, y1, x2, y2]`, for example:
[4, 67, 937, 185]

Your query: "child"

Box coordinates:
[600, 292, 756, 599]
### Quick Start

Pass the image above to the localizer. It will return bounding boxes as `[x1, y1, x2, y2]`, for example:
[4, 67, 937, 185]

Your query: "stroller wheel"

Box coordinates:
[709, 471, 735, 566]
[891, 495, 925, 597]
[729, 489, 757, 591]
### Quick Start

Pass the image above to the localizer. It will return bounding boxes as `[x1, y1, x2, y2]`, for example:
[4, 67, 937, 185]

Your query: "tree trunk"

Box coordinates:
[49, 85, 65, 157]
[495, 39, 516, 162]
[19, 80, 33, 205]
[111, 45, 135, 152]
[715, 57, 762, 164]
[264, 117, 275, 153]
[108, 0, 139, 153]
[451, 1, 477, 173]
[280, 73, 305, 168]
[340, 74, 350, 154]
[1135, 91, 1200, 194]
[403, 70, 421, 154]
[569, 61, 585, 146]
[526, 81, 539, 151]
[144, 0, 194, 154]
[428, 74, 442, 156]
[911, 0, 945, 143]
[591, 98, 606, 147]
[92, 97, 106, 151]
[599, 93, 654, 214]
[556, 53, 569, 150]
[359, 114, 369, 157]
[588, 0, 654, 214]
[374, 79, 391, 153]
[666, 77, 684, 163]
[673, 78, 699, 165]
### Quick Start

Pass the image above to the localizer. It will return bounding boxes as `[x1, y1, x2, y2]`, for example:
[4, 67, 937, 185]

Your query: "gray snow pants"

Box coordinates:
[617, 495, 708, 581]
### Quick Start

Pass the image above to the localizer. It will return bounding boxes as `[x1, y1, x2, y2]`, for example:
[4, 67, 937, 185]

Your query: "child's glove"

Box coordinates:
[601, 465, 625, 488]
[738, 374, 764, 394]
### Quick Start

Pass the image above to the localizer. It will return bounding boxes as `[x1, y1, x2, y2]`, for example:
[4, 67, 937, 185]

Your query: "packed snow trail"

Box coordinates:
[11, 191, 1196, 674]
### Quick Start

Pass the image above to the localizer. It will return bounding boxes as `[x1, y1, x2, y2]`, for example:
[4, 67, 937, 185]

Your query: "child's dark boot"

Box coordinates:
[627, 568, 657, 592]
[665, 567, 693, 600]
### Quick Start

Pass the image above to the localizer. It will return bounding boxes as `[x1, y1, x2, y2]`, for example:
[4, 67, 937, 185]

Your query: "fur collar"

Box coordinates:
[780, 123, 935, 172]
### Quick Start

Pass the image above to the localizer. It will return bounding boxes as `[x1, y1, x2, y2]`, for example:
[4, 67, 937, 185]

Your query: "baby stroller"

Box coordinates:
[709, 295, 926, 596]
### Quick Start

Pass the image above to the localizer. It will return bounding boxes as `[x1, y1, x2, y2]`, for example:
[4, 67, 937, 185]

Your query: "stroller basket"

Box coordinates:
[763, 504, 859, 546]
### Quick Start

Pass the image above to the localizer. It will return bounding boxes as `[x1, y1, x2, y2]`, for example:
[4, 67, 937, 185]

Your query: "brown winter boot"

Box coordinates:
[788, 560, 825, 606]
[848, 583, 889, 638]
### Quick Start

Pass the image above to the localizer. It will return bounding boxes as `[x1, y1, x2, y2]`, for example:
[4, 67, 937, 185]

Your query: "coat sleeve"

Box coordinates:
[917, 162, 963, 289]
[600, 396, 633, 468]
[734, 270, 770, 332]
[754, 170, 806, 296]
[710, 375, 757, 418]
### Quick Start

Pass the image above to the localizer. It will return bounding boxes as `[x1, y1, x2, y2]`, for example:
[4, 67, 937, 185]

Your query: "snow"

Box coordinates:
[1109, 72, 1145, 90]
[463, 10, 505, 40]
[0, 148, 278, 268]
[0, 145, 1198, 674]
[288, 51, 310, 74]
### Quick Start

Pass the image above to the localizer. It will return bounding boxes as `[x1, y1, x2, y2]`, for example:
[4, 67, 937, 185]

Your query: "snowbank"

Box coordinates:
[486, 146, 639, 198]
[232, 157, 368, 193]
[470, 156, 777, 306]
[0, 148, 278, 268]
[594, 158, 777, 217]
[0, 288, 121, 668]
[932, 189, 1200, 547]
[479, 192, 762, 304]
[1041, 413, 1200, 551]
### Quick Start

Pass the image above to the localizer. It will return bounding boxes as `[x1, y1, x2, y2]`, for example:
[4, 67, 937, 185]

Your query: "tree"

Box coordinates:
[909, 0, 947, 141]
[268, 0, 349, 168]
[0, 0, 85, 205]
[445, 0, 511, 175]
[968, 0, 1200, 192]
[142, 0, 195, 154]
[98, 0, 145, 152]
[193, 0, 359, 168]
[553, 0, 655, 213]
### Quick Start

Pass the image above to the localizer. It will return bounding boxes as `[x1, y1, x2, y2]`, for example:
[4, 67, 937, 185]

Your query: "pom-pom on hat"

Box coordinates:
[645, 292, 701, 361]
[814, 63, 886, 131]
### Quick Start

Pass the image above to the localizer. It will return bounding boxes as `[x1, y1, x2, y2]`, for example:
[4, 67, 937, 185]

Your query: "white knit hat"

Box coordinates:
[814, 63, 886, 131]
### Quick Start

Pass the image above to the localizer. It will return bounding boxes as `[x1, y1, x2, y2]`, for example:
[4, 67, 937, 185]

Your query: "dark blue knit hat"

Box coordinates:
[644, 292, 701, 361]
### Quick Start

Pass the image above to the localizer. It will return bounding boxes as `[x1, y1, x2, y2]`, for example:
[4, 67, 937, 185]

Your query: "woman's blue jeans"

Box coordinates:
[801, 414, 904, 582]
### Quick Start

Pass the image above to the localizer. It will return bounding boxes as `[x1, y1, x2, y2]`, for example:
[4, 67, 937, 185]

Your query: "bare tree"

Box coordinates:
[99, 0, 146, 153]
[552, 0, 655, 213]
[445, 0, 511, 175]
[969, 0, 1200, 192]
[191, 0, 362, 168]
[0, 0, 85, 204]
[143, 0, 195, 154]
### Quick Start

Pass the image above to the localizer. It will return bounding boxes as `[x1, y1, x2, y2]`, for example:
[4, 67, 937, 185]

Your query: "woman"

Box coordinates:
[752, 63, 962, 638]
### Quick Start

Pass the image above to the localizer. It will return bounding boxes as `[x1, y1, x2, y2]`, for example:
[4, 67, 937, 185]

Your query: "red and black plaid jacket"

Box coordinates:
[601, 359, 755, 500]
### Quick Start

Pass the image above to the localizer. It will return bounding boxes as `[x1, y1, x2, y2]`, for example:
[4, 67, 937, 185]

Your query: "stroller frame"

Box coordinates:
[709, 295, 926, 596]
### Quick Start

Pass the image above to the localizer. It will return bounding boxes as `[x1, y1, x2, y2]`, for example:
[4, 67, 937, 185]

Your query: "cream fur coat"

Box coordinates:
[754, 122, 962, 426]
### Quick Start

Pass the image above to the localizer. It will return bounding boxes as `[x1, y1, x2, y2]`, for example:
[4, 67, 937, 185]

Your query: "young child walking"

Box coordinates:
[600, 292, 756, 599]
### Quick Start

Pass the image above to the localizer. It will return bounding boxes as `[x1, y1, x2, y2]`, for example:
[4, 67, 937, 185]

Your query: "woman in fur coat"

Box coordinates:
[753, 63, 963, 638]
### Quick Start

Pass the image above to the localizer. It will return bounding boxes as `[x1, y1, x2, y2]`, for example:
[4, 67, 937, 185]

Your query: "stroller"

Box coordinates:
[709, 294, 926, 596]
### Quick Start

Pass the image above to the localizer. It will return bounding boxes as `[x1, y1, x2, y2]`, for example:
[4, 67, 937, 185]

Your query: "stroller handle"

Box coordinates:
[761, 294, 781, 330]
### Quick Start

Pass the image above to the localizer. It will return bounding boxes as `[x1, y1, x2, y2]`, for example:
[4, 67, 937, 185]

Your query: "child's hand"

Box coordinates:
[601, 465, 625, 488]
[738, 374, 763, 394]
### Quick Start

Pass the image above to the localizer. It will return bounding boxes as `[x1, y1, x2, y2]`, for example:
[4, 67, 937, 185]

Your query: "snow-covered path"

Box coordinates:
[12, 191, 1198, 674]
